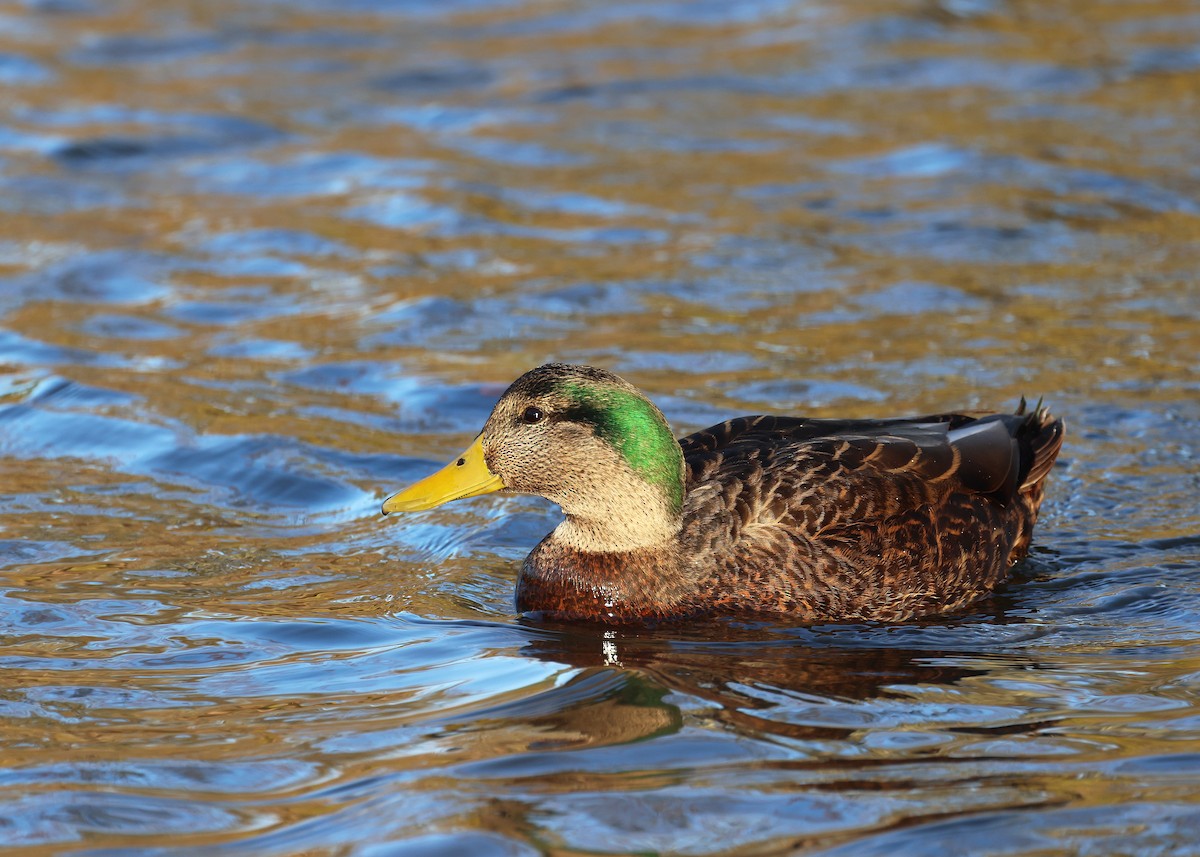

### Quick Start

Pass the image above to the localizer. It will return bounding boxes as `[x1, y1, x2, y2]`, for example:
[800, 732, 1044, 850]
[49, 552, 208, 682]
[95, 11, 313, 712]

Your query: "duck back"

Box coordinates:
[678, 405, 1065, 622]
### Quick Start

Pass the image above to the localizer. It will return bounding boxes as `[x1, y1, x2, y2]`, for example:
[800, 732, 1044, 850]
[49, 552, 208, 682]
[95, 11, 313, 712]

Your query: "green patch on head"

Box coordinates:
[562, 381, 684, 513]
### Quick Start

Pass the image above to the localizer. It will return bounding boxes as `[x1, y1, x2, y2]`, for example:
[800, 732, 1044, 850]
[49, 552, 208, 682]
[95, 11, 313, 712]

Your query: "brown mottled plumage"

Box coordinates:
[382, 364, 1065, 626]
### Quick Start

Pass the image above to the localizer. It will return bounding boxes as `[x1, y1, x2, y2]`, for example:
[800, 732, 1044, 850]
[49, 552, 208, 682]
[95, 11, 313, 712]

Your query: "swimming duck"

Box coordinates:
[382, 363, 1064, 625]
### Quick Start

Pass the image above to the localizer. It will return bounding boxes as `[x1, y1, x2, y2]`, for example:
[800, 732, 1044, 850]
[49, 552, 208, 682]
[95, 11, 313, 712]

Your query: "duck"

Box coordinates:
[382, 363, 1064, 625]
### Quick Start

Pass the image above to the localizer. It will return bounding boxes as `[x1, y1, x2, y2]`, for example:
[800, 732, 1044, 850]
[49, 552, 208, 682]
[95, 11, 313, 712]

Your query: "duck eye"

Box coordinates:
[521, 406, 544, 424]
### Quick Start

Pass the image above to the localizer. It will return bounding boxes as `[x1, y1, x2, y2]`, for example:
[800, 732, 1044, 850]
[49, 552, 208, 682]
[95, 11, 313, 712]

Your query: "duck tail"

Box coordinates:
[1015, 399, 1065, 493]
[1004, 400, 1065, 565]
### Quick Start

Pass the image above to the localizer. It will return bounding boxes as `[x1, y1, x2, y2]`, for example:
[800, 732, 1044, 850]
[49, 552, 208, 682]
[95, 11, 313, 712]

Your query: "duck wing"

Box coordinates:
[678, 409, 1064, 621]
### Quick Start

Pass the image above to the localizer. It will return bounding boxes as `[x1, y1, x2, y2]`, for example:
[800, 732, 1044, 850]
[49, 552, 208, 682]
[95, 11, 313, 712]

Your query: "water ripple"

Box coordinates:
[0, 0, 1198, 853]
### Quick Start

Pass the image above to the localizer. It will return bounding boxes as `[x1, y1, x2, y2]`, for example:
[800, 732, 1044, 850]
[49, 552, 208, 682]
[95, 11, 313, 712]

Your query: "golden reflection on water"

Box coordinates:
[0, 0, 1199, 853]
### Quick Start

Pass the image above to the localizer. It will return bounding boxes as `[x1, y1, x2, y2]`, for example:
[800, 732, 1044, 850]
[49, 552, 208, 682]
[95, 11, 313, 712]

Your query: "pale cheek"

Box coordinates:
[499, 444, 554, 492]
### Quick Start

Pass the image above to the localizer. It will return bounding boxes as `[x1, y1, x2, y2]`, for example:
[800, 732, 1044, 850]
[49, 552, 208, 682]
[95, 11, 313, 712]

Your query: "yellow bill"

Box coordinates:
[382, 434, 504, 514]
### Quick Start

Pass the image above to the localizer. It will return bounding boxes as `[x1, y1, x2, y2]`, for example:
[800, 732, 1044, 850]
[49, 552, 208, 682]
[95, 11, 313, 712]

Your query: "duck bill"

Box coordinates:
[382, 435, 504, 514]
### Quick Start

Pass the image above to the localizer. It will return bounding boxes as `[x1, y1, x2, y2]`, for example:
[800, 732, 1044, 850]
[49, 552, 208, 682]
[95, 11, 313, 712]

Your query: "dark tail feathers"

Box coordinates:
[1015, 397, 1065, 492]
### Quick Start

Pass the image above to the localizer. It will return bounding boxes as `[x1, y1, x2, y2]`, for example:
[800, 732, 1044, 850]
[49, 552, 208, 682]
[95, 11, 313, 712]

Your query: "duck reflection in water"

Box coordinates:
[508, 620, 990, 747]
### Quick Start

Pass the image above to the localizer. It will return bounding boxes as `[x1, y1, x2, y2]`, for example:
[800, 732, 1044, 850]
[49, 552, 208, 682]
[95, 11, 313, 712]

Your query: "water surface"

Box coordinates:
[1, 0, 1199, 854]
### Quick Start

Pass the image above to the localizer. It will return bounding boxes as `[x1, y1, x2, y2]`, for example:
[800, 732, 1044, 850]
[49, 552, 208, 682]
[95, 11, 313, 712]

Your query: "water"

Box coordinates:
[1, 0, 1198, 853]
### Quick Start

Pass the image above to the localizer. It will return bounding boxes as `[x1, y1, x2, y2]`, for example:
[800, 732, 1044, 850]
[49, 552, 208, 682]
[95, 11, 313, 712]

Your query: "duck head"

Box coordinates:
[382, 363, 685, 552]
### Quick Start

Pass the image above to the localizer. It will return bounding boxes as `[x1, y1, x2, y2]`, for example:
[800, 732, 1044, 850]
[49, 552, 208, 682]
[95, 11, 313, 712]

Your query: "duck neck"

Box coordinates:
[551, 461, 683, 553]
[553, 505, 682, 554]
